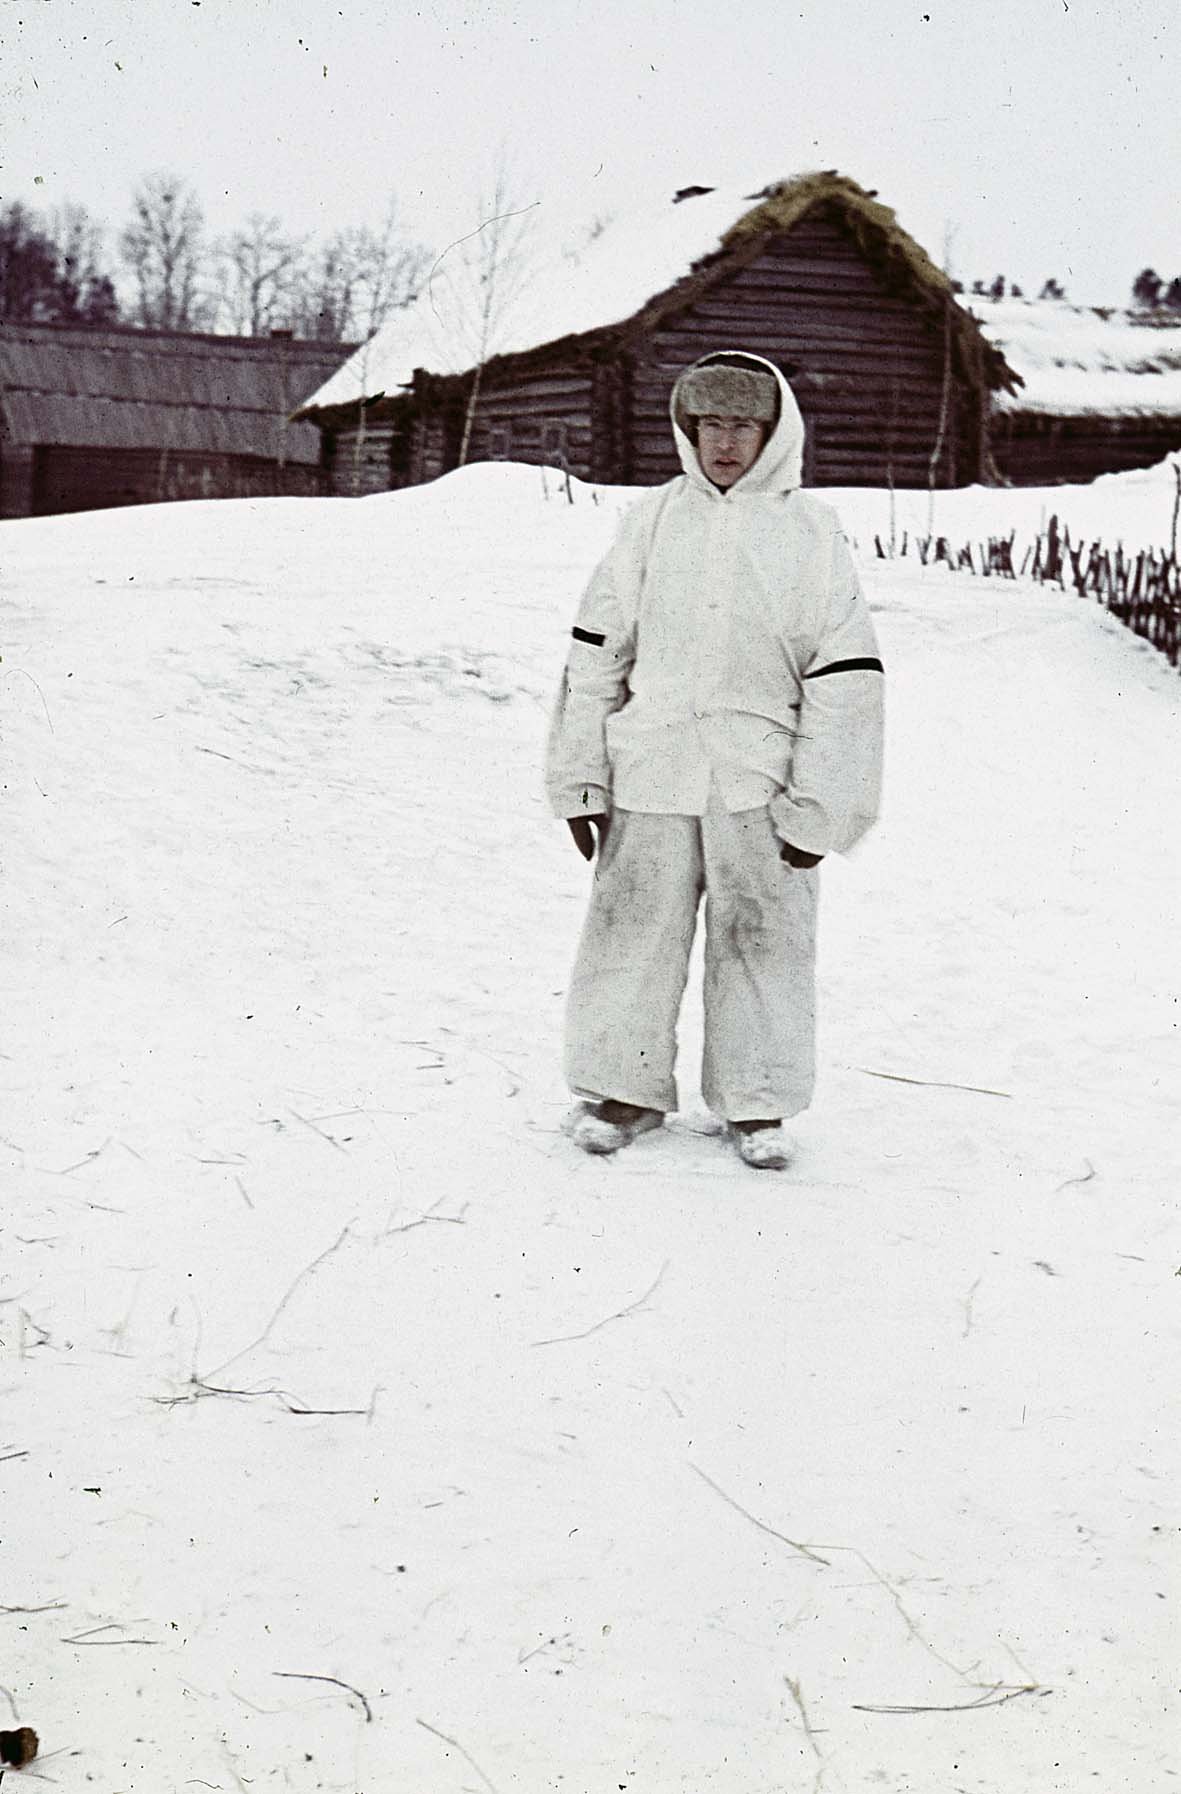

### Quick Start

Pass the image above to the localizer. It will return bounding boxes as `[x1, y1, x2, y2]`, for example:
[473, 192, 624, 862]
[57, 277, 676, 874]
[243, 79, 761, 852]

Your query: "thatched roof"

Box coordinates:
[0, 321, 354, 462]
[295, 171, 1018, 425]
[969, 297, 1181, 419]
[618, 173, 1016, 397]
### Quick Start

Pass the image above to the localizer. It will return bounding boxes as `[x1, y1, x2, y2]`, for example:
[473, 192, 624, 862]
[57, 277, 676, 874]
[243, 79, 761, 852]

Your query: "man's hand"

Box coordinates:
[780, 841, 823, 869]
[567, 814, 611, 861]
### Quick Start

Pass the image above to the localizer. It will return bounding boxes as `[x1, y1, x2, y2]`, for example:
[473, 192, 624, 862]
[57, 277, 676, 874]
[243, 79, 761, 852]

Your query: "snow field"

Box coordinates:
[2, 463, 1178, 1792]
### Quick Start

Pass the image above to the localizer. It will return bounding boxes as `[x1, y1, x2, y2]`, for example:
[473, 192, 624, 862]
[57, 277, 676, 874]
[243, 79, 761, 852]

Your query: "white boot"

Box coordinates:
[570, 1100, 664, 1156]
[731, 1120, 794, 1170]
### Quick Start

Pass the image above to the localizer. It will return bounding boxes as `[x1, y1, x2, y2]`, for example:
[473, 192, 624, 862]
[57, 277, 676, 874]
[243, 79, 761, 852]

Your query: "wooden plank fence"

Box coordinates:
[873, 513, 1181, 668]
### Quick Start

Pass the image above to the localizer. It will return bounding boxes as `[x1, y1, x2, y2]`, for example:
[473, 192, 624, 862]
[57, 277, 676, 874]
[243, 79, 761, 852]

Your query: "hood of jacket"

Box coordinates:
[670, 351, 806, 497]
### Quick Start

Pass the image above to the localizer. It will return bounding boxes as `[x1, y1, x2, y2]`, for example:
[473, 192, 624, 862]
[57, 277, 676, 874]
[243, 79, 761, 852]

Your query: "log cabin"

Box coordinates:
[978, 297, 1181, 485]
[295, 172, 1021, 492]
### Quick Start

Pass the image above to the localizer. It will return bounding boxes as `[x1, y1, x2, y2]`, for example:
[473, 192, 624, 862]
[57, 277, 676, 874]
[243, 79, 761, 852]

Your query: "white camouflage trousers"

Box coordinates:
[565, 802, 818, 1122]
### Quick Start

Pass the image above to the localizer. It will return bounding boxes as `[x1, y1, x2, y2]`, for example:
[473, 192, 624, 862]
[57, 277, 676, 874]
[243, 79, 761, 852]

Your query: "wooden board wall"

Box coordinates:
[0, 444, 36, 520]
[18, 444, 325, 517]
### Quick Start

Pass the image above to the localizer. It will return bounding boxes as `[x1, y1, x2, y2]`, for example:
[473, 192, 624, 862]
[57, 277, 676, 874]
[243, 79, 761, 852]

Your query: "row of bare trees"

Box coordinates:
[965, 270, 1181, 311]
[953, 274, 1068, 302]
[1, 173, 434, 340]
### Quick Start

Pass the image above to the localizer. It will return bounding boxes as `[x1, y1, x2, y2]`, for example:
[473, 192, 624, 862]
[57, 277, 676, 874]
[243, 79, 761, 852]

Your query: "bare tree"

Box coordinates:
[926, 295, 954, 535]
[294, 199, 429, 342]
[120, 173, 211, 328]
[350, 199, 430, 335]
[424, 155, 540, 464]
[286, 198, 431, 490]
[294, 232, 356, 340]
[216, 213, 306, 335]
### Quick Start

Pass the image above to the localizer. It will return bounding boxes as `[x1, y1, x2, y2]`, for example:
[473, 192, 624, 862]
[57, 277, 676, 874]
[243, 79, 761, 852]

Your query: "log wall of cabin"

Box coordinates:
[409, 412, 459, 486]
[627, 213, 979, 488]
[325, 423, 399, 496]
[992, 413, 1181, 486]
[462, 368, 595, 477]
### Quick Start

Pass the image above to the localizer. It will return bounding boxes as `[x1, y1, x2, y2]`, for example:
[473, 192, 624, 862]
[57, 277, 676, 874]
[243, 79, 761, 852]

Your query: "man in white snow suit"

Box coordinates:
[546, 350, 884, 1169]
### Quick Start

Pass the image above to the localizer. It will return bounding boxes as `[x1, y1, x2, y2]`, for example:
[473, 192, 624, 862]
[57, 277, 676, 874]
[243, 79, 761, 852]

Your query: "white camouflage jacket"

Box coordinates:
[545, 353, 884, 858]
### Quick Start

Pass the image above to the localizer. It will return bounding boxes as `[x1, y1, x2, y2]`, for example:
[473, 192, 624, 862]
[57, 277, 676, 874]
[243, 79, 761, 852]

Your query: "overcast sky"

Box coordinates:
[1, 0, 1177, 307]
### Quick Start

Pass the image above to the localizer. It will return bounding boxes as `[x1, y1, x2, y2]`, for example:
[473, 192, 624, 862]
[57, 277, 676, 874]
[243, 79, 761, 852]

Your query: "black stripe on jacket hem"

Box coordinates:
[572, 626, 606, 646]
[805, 656, 885, 680]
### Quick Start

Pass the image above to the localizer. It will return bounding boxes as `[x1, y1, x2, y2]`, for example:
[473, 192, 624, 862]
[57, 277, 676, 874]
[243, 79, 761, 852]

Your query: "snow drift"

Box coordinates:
[2, 463, 1179, 1792]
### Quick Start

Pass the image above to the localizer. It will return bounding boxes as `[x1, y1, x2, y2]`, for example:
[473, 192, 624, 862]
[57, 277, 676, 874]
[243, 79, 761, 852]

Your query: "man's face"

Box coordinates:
[696, 415, 768, 489]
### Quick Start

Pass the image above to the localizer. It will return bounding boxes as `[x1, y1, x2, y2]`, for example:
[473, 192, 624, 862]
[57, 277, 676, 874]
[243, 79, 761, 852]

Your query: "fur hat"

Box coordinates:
[674, 361, 779, 434]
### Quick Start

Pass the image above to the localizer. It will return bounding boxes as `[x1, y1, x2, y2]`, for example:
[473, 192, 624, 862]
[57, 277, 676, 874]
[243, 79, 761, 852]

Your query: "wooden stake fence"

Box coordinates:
[873, 514, 1181, 668]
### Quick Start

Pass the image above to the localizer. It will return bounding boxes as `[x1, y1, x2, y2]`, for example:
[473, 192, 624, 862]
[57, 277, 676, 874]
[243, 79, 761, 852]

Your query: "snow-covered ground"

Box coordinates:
[2, 462, 1179, 1793]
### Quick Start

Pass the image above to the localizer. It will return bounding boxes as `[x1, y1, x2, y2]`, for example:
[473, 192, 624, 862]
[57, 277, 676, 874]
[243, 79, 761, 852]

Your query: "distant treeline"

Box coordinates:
[954, 271, 1181, 311]
[0, 173, 431, 340]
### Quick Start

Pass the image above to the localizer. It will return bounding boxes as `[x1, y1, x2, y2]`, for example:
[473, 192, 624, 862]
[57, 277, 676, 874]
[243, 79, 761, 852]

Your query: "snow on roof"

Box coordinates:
[973, 297, 1181, 419]
[0, 320, 351, 459]
[297, 183, 757, 414]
